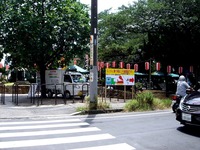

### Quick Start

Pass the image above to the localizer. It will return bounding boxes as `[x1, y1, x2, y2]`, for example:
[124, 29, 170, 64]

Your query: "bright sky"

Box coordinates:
[79, 0, 136, 13]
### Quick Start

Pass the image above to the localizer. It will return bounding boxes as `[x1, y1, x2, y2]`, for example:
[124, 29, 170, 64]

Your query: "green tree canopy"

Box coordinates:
[0, 0, 90, 96]
[98, 0, 200, 77]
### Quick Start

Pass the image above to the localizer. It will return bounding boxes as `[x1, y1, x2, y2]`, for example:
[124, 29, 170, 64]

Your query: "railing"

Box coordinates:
[3, 82, 136, 106]
[0, 83, 5, 105]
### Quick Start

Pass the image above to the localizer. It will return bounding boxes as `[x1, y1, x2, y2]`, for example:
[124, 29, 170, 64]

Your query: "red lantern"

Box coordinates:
[178, 66, 183, 74]
[145, 62, 149, 70]
[0, 63, 3, 69]
[98, 61, 100, 71]
[112, 61, 116, 68]
[6, 65, 9, 71]
[119, 62, 124, 68]
[100, 62, 104, 68]
[126, 63, 131, 69]
[156, 62, 160, 71]
[167, 65, 171, 73]
[189, 65, 193, 73]
[134, 64, 138, 72]
[106, 62, 110, 68]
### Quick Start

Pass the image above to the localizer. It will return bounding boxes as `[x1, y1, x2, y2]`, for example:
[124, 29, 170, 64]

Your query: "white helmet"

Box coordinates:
[179, 75, 186, 81]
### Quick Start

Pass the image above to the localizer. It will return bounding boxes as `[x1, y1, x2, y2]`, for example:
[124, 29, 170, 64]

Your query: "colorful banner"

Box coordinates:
[106, 69, 135, 85]
[106, 68, 134, 75]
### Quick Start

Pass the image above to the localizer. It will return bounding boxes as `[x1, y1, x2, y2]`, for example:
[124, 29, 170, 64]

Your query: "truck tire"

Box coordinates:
[47, 90, 53, 98]
[64, 91, 71, 99]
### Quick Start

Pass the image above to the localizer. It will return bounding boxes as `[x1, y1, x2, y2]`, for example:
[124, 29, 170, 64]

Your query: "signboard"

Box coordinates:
[106, 68, 135, 85]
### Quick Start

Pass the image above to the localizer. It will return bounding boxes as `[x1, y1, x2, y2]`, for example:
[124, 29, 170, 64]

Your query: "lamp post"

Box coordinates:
[89, 0, 98, 110]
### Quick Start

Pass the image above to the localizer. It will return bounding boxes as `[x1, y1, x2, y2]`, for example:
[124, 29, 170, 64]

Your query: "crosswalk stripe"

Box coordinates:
[0, 119, 81, 126]
[0, 122, 89, 131]
[0, 127, 100, 138]
[0, 134, 115, 149]
[69, 143, 136, 150]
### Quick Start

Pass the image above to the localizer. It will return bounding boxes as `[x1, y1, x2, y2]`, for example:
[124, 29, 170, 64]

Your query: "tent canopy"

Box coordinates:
[167, 73, 179, 78]
[135, 72, 148, 76]
[151, 71, 164, 76]
[67, 65, 89, 74]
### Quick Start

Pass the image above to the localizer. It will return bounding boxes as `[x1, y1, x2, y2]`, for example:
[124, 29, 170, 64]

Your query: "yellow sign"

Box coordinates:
[106, 68, 134, 75]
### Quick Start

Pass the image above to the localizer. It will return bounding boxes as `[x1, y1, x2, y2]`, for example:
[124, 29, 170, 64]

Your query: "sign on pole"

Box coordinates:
[106, 68, 135, 85]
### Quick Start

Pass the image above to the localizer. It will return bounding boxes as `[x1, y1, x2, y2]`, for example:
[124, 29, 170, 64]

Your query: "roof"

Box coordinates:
[67, 65, 89, 74]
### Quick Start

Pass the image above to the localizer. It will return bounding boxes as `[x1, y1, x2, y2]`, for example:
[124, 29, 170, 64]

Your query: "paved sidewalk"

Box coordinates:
[0, 94, 126, 119]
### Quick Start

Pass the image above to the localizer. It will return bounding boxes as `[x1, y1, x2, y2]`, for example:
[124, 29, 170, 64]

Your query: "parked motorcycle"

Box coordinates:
[171, 94, 182, 113]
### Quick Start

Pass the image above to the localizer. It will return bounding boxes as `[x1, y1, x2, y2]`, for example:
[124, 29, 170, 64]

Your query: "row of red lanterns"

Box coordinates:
[98, 61, 194, 74]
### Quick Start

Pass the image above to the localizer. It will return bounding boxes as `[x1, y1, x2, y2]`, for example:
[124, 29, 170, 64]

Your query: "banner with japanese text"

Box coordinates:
[105, 68, 135, 85]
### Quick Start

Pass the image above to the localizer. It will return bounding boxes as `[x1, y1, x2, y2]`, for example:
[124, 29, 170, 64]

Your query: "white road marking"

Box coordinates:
[69, 143, 136, 150]
[0, 119, 81, 126]
[0, 127, 100, 138]
[0, 122, 89, 131]
[0, 134, 115, 149]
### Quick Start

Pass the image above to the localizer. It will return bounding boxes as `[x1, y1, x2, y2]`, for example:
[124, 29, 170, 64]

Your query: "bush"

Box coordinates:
[124, 100, 139, 112]
[124, 91, 171, 112]
[136, 91, 154, 107]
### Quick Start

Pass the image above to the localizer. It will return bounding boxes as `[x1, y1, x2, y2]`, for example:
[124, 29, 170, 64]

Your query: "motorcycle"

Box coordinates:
[171, 94, 182, 113]
[171, 87, 194, 113]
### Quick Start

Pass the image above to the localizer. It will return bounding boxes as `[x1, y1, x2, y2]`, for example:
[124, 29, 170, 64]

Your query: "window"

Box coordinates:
[64, 75, 72, 83]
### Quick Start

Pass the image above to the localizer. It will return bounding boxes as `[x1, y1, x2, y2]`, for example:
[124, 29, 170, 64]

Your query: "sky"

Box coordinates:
[79, 0, 136, 13]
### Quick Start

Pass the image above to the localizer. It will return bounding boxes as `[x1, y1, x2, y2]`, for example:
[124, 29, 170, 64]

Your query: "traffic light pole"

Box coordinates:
[89, 0, 98, 110]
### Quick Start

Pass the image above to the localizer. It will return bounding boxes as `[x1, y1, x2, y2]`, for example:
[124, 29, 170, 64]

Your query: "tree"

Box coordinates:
[0, 0, 90, 97]
[98, 5, 147, 68]
[132, 0, 200, 74]
[98, 0, 200, 78]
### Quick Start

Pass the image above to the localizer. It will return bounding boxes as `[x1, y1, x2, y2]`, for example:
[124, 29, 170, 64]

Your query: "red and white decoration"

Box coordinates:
[106, 62, 110, 68]
[126, 63, 131, 69]
[178, 66, 183, 74]
[134, 64, 138, 72]
[119, 61, 124, 68]
[6, 65, 9, 71]
[145, 62, 149, 70]
[100, 61, 104, 68]
[156, 62, 160, 71]
[112, 61, 116, 68]
[167, 65, 171, 74]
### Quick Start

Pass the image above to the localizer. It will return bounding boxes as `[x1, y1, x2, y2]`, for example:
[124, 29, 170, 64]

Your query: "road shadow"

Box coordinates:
[177, 125, 200, 138]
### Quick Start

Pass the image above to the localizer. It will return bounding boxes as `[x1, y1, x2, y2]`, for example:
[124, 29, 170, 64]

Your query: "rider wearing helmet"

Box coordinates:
[176, 75, 190, 97]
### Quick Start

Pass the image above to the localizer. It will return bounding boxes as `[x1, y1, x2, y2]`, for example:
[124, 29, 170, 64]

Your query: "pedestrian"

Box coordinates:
[175, 75, 191, 97]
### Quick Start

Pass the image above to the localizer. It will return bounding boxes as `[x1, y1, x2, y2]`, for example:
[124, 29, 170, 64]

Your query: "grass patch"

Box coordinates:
[76, 96, 111, 113]
[124, 91, 171, 112]
[3, 82, 14, 86]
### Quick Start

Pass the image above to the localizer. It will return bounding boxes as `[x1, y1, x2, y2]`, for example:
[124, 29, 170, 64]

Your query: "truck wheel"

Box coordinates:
[64, 91, 71, 99]
[47, 91, 53, 98]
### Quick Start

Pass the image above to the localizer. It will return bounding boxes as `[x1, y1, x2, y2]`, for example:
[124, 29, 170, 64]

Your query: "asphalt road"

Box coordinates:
[0, 110, 199, 150]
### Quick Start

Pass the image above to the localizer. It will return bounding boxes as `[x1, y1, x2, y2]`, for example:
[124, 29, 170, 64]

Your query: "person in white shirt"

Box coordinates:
[176, 75, 190, 97]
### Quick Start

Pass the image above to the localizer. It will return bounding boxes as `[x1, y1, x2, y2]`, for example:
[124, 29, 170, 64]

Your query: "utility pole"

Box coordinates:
[89, 0, 98, 110]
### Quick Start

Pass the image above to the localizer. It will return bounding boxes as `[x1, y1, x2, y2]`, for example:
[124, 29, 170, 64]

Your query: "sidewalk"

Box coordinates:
[0, 94, 126, 119]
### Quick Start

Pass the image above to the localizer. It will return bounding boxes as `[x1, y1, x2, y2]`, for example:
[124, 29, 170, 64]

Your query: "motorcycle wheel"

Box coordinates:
[172, 103, 178, 113]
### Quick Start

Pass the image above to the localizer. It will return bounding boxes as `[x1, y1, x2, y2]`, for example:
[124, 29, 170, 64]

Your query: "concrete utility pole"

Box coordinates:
[89, 0, 98, 110]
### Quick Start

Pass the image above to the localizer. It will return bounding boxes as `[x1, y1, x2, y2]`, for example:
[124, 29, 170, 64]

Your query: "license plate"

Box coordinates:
[182, 113, 191, 122]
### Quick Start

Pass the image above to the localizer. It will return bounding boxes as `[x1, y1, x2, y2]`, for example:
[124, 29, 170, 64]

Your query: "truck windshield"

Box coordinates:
[71, 75, 86, 83]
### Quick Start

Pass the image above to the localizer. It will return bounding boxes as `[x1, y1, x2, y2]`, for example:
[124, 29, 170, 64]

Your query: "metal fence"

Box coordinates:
[1, 83, 136, 106]
[0, 83, 5, 105]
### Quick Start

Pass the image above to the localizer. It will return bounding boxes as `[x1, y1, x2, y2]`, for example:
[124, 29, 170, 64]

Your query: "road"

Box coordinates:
[0, 110, 199, 150]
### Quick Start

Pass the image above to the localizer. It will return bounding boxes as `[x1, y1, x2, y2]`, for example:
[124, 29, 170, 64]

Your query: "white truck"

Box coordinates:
[45, 69, 89, 98]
